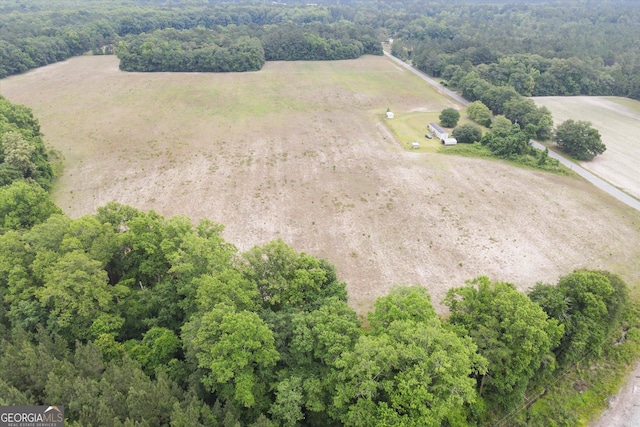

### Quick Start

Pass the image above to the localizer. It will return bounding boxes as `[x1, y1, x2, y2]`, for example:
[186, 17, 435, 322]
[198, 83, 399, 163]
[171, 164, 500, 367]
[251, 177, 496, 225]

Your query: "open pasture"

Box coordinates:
[2, 56, 640, 314]
[533, 96, 640, 201]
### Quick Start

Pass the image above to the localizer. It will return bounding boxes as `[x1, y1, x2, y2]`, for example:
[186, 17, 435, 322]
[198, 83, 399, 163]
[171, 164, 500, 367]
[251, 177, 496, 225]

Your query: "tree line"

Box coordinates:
[5, 0, 640, 96]
[116, 22, 381, 73]
[0, 204, 635, 425]
[0, 95, 58, 233]
[0, 1, 383, 78]
[117, 28, 266, 73]
[432, 65, 606, 162]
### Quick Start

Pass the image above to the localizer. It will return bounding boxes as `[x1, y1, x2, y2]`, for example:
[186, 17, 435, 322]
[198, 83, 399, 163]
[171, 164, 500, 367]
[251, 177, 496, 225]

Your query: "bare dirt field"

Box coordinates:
[533, 96, 640, 201]
[2, 56, 640, 315]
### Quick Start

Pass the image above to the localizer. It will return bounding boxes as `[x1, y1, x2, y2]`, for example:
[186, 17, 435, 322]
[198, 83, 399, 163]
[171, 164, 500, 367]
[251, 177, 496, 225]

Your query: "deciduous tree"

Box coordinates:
[182, 304, 279, 409]
[466, 100, 492, 127]
[439, 107, 460, 127]
[1, 131, 35, 176]
[444, 277, 563, 410]
[0, 180, 61, 232]
[368, 286, 436, 334]
[37, 251, 117, 341]
[554, 119, 606, 160]
[529, 270, 626, 365]
[333, 318, 484, 427]
[241, 240, 347, 313]
[452, 123, 483, 143]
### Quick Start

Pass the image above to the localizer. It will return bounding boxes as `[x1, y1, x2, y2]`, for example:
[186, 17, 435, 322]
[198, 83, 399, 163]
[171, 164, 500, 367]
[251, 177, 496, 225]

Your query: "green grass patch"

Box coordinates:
[606, 96, 640, 114]
[385, 107, 499, 153]
[438, 141, 493, 158]
[383, 109, 481, 153]
[384, 111, 442, 152]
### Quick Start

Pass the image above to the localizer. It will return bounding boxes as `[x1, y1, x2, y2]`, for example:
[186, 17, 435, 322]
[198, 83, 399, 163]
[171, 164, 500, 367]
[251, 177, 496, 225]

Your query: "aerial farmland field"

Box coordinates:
[533, 96, 640, 201]
[2, 55, 640, 314]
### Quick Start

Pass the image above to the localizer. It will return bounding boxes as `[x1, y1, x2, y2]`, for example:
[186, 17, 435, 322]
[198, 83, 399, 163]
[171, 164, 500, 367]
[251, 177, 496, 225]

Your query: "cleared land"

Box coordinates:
[2, 56, 640, 314]
[534, 96, 640, 201]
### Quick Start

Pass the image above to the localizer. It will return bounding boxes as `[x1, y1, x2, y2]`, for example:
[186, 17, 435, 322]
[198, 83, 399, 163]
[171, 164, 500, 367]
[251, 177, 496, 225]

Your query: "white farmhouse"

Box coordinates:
[428, 122, 457, 145]
[428, 122, 448, 139]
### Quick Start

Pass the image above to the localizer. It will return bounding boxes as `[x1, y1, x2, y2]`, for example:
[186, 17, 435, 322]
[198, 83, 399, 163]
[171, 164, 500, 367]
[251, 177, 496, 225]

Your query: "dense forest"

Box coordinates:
[2, 0, 640, 425]
[0, 1, 383, 76]
[116, 22, 382, 72]
[1, 0, 640, 96]
[398, 2, 640, 100]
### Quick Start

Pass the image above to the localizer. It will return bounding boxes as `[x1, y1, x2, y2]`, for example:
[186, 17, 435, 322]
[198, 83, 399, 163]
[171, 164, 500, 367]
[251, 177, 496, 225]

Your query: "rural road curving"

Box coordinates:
[383, 51, 640, 213]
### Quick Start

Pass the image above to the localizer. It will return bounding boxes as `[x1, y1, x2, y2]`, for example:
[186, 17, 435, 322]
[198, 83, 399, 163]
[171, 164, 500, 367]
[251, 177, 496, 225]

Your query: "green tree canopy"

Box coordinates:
[333, 318, 484, 427]
[0, 97, 54, 190]
[368, 286, 436, 334]
[481, 119, 531, 158]
[529, 270, 628, 365]
[391, 39, 407, 60]
[0, 180, 61, 232]
[466, 100, 492, 127]
[554, 119, 606, 160]
[268, 299, 361, 426]
[1, 131, 36, 176]
[444, 277, 563, 411]
[330, 285, 485, 426]
[37, 250, 120, 342]
[452, 123, 483, 143]
[439, 107, 461, 128]
[488, 115, 513, 136]
[182, 304, 279, 410]
[240, 239, 347, 313]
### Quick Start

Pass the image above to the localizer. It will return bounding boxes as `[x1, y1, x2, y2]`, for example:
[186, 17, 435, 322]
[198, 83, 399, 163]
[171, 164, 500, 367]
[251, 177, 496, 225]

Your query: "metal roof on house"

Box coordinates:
[429, 122, 445, 133]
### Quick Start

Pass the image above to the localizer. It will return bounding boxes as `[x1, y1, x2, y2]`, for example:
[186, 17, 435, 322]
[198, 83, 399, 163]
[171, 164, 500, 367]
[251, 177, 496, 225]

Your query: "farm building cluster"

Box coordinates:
[385, 111, 456, 147]
[429, 123, 457, 145]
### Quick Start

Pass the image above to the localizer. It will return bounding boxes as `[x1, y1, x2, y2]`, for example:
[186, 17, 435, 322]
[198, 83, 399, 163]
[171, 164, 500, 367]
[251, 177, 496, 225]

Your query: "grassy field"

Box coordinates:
[533, 96, 640, 201]
[2, 56, 640, 315]
[384, 109, 483, 153]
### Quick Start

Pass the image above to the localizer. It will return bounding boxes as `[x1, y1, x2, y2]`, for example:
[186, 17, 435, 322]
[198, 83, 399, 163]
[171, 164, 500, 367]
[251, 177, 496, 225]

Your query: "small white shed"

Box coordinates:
[412, 141, 420, 149]
[443, 137, 457, 146]
[386, 111, 394, 119]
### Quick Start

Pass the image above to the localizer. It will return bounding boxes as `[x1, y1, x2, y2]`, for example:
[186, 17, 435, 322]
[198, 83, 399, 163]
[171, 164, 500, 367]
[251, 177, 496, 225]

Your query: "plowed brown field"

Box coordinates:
[2, 55, 640, 314]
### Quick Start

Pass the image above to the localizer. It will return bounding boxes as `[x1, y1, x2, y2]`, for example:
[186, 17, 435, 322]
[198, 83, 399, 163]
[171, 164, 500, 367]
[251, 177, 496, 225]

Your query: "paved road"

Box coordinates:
[384, 51, 640, 213]
[528, 140, 640, 211]
[384, 52, 470, 106]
